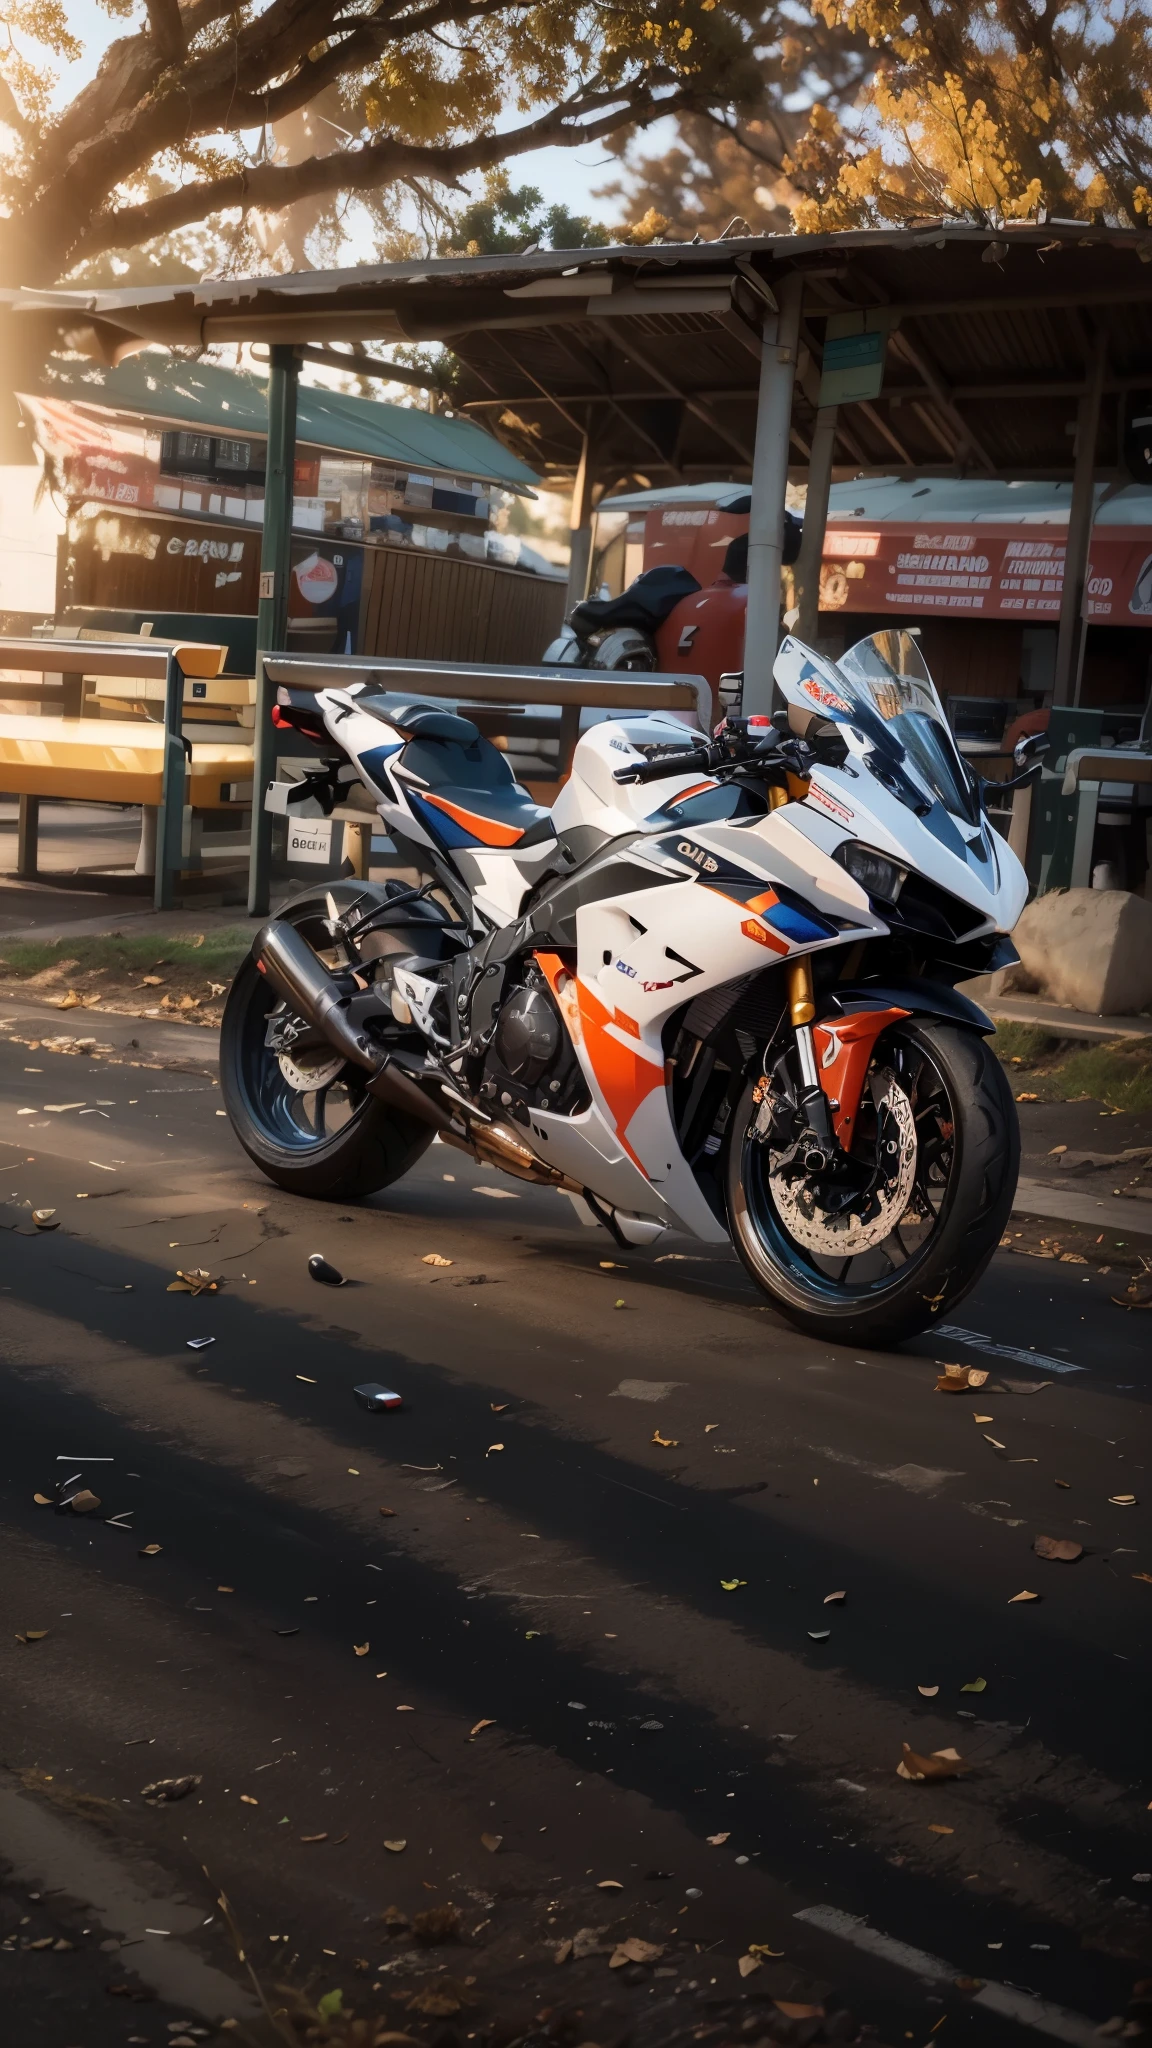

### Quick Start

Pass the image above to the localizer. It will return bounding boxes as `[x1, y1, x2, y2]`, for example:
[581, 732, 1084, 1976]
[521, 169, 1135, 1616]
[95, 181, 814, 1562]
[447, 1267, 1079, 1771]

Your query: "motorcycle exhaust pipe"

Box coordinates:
[254, 919, 455, 1133]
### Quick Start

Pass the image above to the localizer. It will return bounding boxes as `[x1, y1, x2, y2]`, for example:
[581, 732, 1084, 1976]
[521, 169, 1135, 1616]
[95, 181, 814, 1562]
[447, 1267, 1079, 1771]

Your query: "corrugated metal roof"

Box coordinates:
[43, 353, 540, 492]
[11, 225, 1152, 486]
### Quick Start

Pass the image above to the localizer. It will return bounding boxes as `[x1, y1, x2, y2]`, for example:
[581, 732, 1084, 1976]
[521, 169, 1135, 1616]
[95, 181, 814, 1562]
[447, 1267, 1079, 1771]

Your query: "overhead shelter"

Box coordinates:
[11, 221, 1152, 903]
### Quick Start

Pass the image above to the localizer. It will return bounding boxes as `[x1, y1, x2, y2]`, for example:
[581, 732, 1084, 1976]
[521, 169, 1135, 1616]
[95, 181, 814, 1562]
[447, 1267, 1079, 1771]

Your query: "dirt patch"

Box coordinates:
[0, 930, 249, 1029]
[994, 1022, 1152, 1115]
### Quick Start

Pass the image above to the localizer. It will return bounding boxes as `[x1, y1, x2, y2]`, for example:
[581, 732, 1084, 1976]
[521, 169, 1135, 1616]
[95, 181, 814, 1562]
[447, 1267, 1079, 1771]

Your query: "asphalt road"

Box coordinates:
[0, 1018, 1149, 2048]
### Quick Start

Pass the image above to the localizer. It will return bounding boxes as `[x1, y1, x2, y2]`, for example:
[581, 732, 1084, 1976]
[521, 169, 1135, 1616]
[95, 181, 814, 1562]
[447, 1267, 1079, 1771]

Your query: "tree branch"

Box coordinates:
[145, 0, 186, 67]
[76, 77, 689, 258]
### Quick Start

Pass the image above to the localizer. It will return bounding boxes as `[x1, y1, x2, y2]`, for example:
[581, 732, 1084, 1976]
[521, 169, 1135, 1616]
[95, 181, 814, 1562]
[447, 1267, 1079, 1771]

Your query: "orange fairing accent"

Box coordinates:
[812, 1007, 910, 1150]
[572, 974, 664, 1174]
[741, 918, 788, 954]
[421, 790, 525, 846]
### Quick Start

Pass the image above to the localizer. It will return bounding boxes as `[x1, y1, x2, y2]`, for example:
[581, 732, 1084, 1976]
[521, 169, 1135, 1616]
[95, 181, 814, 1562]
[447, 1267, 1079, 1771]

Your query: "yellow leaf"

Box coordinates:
[469, 1719, 496, 1737]
[652, 1430, 679, 1448]
[720, 1578, 746, 1591]
[354, 1642, 370, 1656]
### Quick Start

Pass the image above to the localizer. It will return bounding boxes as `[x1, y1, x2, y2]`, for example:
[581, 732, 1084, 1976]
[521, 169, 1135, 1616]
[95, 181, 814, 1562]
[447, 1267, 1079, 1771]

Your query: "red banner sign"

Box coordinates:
[819, 523, 1152, 627]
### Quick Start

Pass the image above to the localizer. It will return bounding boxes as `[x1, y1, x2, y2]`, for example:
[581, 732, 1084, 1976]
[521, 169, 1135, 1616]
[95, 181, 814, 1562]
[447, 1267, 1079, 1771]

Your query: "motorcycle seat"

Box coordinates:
[570, 563, 700, 637]
[358, 694, 481, 745]
[397, 731, 555, 851]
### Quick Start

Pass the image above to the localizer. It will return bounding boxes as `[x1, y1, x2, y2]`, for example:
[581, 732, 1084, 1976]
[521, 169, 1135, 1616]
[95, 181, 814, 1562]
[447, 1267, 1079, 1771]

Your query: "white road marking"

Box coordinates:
[794, 1906, 1097, 2046]
[935, 1325, 1084, 1375]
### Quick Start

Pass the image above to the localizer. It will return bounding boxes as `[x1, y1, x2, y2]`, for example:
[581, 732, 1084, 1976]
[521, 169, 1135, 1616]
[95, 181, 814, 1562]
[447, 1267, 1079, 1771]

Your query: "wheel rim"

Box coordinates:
[232, 910, 372, 1156]
[736, 1026, 959, 1304]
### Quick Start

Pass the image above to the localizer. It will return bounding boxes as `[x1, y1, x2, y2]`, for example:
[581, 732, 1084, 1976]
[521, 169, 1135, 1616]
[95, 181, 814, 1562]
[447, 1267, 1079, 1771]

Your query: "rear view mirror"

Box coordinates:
[1013, 731, 1048, 771]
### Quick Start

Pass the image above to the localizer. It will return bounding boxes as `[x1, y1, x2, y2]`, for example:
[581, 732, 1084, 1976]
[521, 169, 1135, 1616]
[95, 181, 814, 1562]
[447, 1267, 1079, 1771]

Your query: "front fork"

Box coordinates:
[787, 955, 836, 1158]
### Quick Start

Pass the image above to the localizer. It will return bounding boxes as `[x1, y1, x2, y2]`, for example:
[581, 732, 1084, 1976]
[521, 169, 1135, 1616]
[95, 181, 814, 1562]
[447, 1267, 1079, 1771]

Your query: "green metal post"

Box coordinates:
[248, 343, 300, 917]
[155, 648, 186, 912]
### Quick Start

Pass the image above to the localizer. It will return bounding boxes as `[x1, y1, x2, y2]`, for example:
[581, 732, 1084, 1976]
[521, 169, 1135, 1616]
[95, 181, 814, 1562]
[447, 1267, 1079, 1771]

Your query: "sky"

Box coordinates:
[49, 0, 640, 260]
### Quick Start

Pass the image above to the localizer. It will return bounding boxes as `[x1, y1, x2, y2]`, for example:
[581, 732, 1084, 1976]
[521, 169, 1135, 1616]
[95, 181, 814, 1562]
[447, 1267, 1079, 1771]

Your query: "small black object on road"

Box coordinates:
[308, 1252, 345, 1286]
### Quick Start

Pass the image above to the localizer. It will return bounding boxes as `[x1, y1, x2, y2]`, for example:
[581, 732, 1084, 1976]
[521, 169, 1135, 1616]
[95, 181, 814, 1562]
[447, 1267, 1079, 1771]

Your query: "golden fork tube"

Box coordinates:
[768, 783, 789, 811]
[787, 956, 815, 1027]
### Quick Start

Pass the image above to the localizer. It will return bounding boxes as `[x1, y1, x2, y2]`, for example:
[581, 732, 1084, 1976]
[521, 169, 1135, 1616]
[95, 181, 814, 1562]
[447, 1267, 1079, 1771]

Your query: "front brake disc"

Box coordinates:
[767, 1067, 918, 1256]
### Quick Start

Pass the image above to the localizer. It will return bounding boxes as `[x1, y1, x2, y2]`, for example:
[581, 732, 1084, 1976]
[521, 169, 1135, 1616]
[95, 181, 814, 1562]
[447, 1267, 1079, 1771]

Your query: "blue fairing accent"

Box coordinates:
[764, 899, 837, 944]
[407, 792, 479, 848]
[359, 742, 403, 791]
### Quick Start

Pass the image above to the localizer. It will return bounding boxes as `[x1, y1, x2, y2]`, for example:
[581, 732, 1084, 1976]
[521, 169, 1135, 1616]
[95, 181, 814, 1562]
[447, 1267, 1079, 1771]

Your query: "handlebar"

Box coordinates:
[613, 746, 715, 786]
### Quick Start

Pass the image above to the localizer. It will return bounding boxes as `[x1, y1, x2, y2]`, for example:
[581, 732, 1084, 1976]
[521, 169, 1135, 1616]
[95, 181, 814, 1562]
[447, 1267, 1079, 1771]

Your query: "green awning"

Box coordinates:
[45, 353, 540, 494]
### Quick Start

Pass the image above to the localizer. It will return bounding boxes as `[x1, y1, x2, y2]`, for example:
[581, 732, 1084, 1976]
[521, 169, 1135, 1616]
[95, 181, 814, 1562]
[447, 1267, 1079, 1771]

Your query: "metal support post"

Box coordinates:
[743, 274, 803, 716]
[794, 404, 838, 644]
[249, 343, 300, 918]
[155, 649, 187, 912]
[564, 430, 596, 615]
[1053, 328, 1107, 708]
[16, 794, 38, 878]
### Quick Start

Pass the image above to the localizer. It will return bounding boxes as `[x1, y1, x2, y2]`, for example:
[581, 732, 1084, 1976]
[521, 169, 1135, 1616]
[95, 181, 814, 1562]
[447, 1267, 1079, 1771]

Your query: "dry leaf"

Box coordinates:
[1132, 1572, 1152, 1585]
[422, 1253, 453, 1267]
[720, 1578, 746, 1591]
[379, 1506, 396, 1517]
[490, 1402, 508, 1413]
[652, 1430, 679, 1448]
[33, 1493, 52, 1506]
[936, 1364, 990, 1394]
[486, 1443, 504, 1455]
[610, 1938, 664, 1967]
[406, 1980, 475, 2018]
[167, 1267, 218, 1295]
[32, 1208, 57, 1229]
[1034, 1535, 1083, 1562]
[16, 1630, 47, 1644]
[396, 1704, 414, 1712]
[553, 1938, 573, 1965]
[141, 1775, 200, 1802]
[1009, 1590, 1040, 1603]
[138, 1542, 161, 1555]
[983, 1435, 1006, 1450]
[412, 1904, 461, 1946]
[808, 1629, 831, 1641]
[928, 1824, 954, 1836]
[1016, 1092, 1039, 1102]
[823, 1590, 846, 1604]
[354, 1642, 369, 1656]
[749, 1943, 786, 1959]
[1110, 1494, 1138, 1505]
[141, 975, 164, 986]
[383, 1839, 407, 1853]
[973, 1414, 994, 1424]
[240, 1794, 258, 1806]
[775, 2003, 824, 2021]
[300, 1833, 328, 1843]
[68, 1490, 100, 1514]
[738, 1955, 761, 1978]
[469, 1719, 496, 1738]
[897, 1743, 967, 1782]
[707, 1832, 731, 1845]
[1055, 1479, 1071, 1489]
[917, 1684, 939, 1697]
[596, 1879, 623, 1889]
[480, 1832, 502, 1853]
[960, 1677, 987, 1693]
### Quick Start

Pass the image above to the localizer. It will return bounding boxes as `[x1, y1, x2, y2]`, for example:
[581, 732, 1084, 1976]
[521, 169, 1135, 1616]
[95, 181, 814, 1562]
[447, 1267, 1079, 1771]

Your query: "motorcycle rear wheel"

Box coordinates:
[725, 1019, 1018, 1348]
[219, 891, 434, 1200]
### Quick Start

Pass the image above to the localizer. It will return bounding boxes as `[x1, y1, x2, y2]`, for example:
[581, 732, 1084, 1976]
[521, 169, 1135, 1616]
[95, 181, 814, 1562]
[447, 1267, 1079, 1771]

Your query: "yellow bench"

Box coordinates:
[0, 715, 253, 809]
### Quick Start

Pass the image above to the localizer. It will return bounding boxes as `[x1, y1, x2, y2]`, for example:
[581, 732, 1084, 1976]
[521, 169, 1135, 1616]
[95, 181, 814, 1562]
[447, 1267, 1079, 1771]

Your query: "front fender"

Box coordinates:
[818, 978, 995, 1036]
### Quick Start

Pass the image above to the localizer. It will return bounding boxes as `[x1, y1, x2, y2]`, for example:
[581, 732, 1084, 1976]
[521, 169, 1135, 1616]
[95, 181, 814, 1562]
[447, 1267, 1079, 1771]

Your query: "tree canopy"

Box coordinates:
[784, 0, 1152, 231]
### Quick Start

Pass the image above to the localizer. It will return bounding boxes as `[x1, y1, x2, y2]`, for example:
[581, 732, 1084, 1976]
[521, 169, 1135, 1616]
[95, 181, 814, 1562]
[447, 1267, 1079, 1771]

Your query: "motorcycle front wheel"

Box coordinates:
[725, 1019, 1018, 1348]
[219, 891, 434, 1200]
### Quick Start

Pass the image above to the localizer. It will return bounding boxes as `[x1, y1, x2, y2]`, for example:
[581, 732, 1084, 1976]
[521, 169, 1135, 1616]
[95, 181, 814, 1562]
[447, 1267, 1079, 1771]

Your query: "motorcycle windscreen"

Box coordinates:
[773, 628, 980, 827]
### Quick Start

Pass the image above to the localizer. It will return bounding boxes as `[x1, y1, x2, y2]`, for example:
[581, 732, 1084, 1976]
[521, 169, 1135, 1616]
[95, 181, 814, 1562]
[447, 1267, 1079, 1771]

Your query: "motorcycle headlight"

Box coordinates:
[834, 841, 907, 905]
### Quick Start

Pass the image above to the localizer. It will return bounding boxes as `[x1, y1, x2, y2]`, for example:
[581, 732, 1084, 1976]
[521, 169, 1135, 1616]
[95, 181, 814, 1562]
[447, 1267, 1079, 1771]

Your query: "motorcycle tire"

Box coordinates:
[219, 890, 434, 1200]
[725, 1019, 1018, 1349]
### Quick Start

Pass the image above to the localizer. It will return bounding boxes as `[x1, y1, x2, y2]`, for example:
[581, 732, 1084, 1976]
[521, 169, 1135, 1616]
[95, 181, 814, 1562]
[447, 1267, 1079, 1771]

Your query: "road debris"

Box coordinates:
[412, 1904, 461, 1944]
[610, 1938, 663, 1967]
[167, 1268, 218, 1295]
[15, 1629, 48, 1644]
[936, 1364, 989, 1393]
[67, 1489, 100, 1514]
[824, 1589, 846, 1604]
[383, 1839, 407, 1852]
[480, 1832, 502, 1852]
[1010, 1590, 1041, 1602]
[898, 1744, 967, 1781]
[1034, 1535, 1083, 1561]
[468, 1719, 496, 1738]
[422, 1253, 453, 1267]
[652, 1429, 679, 1448]
[1110, 1494, 1138, 1505]
[186, 1337, 215, 1351]
[917, 1685, 939, 1696]
[960, 1677, 987, 1693]
[308, 1253, 345, 1286]
[354, 1383, 403, 1411]
[31, 1208, 57, 1229]
[141, 1775, 201, 1802]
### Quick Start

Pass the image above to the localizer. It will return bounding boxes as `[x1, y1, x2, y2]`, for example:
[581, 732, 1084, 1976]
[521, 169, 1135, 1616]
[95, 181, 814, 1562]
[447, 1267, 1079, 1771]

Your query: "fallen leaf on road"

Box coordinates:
[379, 1507, 396, 1517]
[1055, 1479, 1071, 1489]
[422, 1253, 453, 1267]
[469, 1719, 496, 1738]
[32, 1208, 57, 1229]
[413, 1904, 461, 1945]
[300, 1833, 328, 1843]
[928, 1824, 954, 1835]
[600, 1260, 625, 1269]
[897, 1744, 967, 1782]
[405, 1981, 474, 2017]
[32, 1493, 52, 1506]
[141, 1775, 200, 1802]
[596, 1879, 623, 1889]
[917, 1685, 939, 1697]
[983, 1436, 1006, 1450]
[1110, 1494, 1138, 1505]
[490, 1403, 508, 1413]
[383, 1839, 407, 1853]
[240, 1795, 258, 1806]
[217, 1586, 234, 1594]
[1034, 1535, 1083, 1562]
[610, 1938, 664, 1967]
[973, 1414, 994, 1424]
[68, 1490, 100, 1514]
[138, 1543, 162, 1556]
[808, 1626, 832, 1640]
[1133, 1572, 1152, 1585]
[720, 1578, 746, 1591]
[823, 1590, 846, 1604]
[167, 1268, 218, 1295]
[1016, 1092, 1039, 1102]
[15, 1630, 47, 1644]
[480, 1833, 502, 1853]
[486, 1443, 504, 1455]
[960, 1677, 987, 1693]
[936, 1364, 989, 1393]
[396, 1705, 414, 1712]
[707, 1832, 730, 1845]
[738, 1955, 761, 1978]
[353, 1643, 369, 1656]
[749, 1943, 785, 1958]
[553, 1938, 573, 1964]
[652, 1430, 679, 1448]
[614, 1299, 626, 1309]
[775, 2003, 824, 2020]
[1009, 1590, 1040, 1602]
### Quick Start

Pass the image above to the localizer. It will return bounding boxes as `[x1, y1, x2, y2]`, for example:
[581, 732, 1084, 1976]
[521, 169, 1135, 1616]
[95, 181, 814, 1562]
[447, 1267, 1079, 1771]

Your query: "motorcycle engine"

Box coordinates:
[478, 965, 588, 1122]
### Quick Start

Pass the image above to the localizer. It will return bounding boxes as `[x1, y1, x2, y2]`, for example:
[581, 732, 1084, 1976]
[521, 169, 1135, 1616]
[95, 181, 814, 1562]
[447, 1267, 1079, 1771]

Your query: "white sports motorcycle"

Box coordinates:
[222, 629, 1042, 1346]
